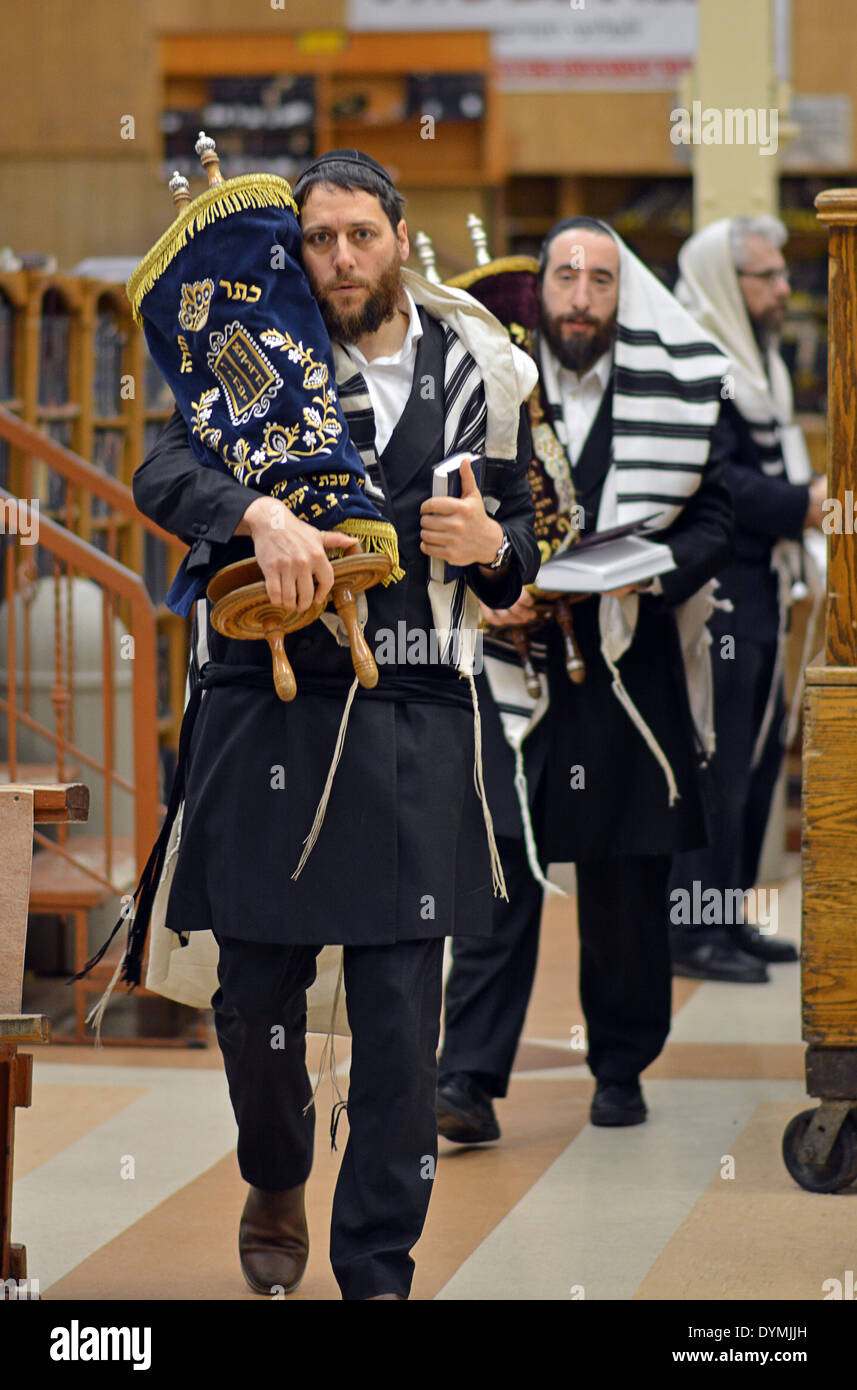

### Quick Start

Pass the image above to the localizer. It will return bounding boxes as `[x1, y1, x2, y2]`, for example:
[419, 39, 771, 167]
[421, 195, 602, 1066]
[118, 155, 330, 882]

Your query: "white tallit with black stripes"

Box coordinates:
[674, 217, 822, 756]
[540, 234, 728, 532]
[329, 266, 536, 678]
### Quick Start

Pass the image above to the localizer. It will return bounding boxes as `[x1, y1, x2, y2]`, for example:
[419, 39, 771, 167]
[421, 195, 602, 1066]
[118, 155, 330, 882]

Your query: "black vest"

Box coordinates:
[570, 378, 614, 533]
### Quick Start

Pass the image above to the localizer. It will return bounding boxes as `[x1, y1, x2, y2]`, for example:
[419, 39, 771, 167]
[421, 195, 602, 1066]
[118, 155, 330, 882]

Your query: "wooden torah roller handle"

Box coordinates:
[487, 589, 587, 690]
[327, 551, 392, 690]
[549, 594, 586, 685]
[207, 549, 392, 702]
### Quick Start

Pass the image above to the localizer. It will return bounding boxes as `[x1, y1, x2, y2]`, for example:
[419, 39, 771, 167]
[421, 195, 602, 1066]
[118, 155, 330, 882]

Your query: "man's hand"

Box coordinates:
[236, 495, 359, 613]
[420, 456, 504, 568]
[805, 475, 827, 531]
[480, 590, 537, 628]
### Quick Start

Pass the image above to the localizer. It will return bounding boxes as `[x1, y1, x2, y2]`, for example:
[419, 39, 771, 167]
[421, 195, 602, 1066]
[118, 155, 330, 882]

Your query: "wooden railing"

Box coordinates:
[782, 188, 857, 1194]
[0, 405, 188, 752]
[0, 486, 159, 885]
[0, 268, 187, 754]
[0, 274, 201, 1041]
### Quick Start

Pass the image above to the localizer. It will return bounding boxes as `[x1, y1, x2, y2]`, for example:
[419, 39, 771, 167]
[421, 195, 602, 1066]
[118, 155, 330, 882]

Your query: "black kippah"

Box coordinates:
[293, 148, 396, 198]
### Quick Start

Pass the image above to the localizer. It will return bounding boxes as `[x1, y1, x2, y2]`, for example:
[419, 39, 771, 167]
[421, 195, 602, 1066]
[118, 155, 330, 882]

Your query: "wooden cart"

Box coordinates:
[782, 189, 857, 1192]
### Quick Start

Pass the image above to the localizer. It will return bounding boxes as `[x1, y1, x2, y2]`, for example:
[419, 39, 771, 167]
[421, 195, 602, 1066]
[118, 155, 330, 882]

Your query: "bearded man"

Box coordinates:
[668, 216, 825, 982]
[436, 216, 734, 1137]
[131, 149, 539, 1300]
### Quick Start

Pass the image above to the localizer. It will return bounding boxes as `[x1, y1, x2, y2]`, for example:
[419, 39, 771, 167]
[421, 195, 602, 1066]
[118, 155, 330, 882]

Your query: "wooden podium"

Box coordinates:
[1, 781, 88, 1292]
[782, 190, 857, 1193]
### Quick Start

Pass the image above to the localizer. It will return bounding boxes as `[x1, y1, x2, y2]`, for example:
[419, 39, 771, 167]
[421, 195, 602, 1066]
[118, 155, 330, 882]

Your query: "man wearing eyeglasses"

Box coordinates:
[668, 216, 826, 983]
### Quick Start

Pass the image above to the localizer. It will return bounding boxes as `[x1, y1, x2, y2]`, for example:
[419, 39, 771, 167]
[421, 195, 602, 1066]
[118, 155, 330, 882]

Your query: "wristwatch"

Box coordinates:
[488, 528, 512, 570]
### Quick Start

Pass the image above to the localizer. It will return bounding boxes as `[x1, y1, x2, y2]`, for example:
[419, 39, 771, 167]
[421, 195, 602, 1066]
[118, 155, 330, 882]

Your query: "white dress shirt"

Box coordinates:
[342, 290, 422, 456]
[557, 348, 613, 466]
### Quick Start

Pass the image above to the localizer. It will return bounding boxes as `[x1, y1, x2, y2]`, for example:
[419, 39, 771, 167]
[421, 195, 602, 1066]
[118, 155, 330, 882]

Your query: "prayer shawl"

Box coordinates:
[126, 173, 400, 617]
[82, 270, 536, 1035]
[477, 225, 730, 887]
[675, 218, 823, 755]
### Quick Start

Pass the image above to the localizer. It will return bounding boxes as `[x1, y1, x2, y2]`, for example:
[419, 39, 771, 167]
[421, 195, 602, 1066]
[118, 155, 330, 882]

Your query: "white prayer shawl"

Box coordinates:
[484, 225, 730, 887]
[675, 218, 823, 756]
[145, 274, 537, 1032]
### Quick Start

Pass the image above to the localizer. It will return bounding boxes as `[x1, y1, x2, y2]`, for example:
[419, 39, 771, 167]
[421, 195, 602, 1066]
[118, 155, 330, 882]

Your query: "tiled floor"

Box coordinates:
[11, 871, 851, 1302]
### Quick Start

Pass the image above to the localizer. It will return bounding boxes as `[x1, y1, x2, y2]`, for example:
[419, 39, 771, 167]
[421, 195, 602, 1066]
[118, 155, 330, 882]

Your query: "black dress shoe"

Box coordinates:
[731, 923, 799, 963]
[436, 1073, 500, 1144]
[590, 1081, 647, 1127]
[671, 939, 769, 983]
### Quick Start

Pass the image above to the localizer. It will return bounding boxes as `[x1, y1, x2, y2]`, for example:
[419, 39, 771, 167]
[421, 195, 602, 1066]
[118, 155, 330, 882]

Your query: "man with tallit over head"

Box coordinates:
[437, 217, 734, 1138]
[669, 216, 826, 983]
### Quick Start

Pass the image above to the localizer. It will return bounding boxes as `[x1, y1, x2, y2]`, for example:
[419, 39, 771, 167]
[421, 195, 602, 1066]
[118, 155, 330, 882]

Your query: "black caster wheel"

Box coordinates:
[782, 1108, 857, 1193]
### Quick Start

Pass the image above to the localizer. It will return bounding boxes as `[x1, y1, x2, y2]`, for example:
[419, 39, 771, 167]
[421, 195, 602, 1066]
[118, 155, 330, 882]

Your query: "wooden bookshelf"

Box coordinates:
[158, 31, 504, 190]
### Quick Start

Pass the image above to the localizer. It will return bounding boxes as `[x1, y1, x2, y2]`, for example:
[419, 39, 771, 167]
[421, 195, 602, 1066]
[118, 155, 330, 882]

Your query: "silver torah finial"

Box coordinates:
[414, 230, 442, 285]
[195, 130, 224, 187]
[168, 170, 191, 212]
[467, 213, 491, 266]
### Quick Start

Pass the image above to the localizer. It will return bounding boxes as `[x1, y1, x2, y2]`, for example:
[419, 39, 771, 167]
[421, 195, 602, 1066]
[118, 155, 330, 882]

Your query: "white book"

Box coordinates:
[535, 534, 675, 593]
[429, 453, 483, 584]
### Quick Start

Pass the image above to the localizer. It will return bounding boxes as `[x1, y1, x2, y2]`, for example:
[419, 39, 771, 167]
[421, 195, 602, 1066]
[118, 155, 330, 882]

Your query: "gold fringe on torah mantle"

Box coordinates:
[126, 174, 299, 326]
[335, 517, 404, 583]
[445, 255, 540, 291]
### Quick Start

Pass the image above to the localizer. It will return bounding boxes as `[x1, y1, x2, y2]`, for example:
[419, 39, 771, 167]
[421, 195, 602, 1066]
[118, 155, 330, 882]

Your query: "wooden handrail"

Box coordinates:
[0, 405, 175, 546]
[1, 490, 157, 612]
[0, 488, 160, 877]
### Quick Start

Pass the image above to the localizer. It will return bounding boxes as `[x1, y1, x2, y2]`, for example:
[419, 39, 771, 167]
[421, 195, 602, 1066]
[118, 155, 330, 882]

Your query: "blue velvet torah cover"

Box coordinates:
[126, 173, 401, 615]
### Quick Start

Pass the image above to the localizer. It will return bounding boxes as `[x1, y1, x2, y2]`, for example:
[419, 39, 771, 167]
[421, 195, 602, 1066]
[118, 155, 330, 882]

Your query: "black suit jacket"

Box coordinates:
[706, 398, 810, 641]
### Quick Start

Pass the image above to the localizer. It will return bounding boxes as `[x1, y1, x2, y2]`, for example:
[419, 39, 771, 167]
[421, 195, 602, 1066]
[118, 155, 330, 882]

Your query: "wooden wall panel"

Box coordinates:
[502, 91, 682, 176]
[0, 0, 156, 156]
[153, 0, 346, 29]
[0, 160, 167, 269]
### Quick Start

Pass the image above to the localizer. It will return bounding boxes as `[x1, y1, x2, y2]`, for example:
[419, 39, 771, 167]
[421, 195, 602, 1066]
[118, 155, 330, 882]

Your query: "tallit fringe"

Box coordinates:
[292, 676, 360, 880]
[84, 951, 126, 1047]
[303, 951, 346, 1148]
[336, 517, 404, 584]
[513, 744, 565, 896]
[127, 174, 298, 325]
[785, 584, 824, 751]
[602, 650, 680, 807]
[751, 569, 790, 770]
[468, 672, 508, 900]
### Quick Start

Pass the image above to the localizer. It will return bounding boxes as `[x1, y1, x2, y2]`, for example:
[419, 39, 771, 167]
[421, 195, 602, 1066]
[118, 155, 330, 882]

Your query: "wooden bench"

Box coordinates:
[0, 781, 88, 1289]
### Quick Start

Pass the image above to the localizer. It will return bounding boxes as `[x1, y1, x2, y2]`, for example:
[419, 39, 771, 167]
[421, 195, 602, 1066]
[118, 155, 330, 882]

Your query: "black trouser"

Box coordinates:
[669, 637, 784, 945]
[439, 837, 673, 1095]
[212, 932, 444, 1301]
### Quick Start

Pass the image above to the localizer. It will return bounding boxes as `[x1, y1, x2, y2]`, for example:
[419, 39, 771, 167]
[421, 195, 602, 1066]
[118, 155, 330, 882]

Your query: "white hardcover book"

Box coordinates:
[429, 453, 482, 584]
[535, 534, 676, 593]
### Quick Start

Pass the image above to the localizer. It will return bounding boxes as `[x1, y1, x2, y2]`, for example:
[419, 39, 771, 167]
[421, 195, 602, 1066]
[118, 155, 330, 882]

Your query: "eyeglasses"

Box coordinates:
[737, 267, 791, 284]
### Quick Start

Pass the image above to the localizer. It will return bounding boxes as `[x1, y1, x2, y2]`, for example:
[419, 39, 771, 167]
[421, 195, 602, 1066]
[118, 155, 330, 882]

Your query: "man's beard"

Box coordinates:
[539, 304, 616, 374]
[313, 254, 403, 344]
[751, 306, 784, 350]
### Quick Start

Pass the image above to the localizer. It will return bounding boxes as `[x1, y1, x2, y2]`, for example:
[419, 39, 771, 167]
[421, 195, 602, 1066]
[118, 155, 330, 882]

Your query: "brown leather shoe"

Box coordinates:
[239, 1184, 309, 1296]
